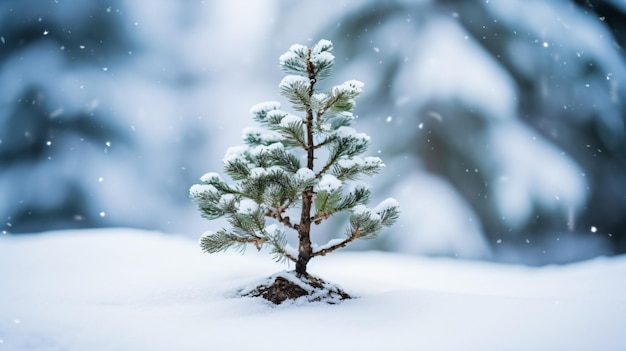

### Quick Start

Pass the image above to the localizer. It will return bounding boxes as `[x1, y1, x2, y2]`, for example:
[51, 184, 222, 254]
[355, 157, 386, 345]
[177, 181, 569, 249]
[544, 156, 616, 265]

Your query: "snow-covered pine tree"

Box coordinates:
[190, 39, 399, 303]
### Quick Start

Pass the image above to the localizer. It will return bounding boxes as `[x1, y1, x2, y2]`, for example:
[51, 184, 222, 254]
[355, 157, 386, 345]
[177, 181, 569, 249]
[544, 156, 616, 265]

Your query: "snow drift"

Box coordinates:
[1, 228, 625, 350]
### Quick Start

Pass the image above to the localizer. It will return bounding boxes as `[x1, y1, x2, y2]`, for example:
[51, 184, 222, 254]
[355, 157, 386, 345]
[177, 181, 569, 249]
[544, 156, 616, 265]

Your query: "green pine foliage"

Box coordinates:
[190, 39, 399, 274]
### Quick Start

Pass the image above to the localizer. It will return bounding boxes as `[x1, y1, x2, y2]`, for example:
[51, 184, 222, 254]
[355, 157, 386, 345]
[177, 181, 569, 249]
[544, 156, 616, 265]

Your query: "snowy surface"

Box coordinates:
[1, 228, 625, 351]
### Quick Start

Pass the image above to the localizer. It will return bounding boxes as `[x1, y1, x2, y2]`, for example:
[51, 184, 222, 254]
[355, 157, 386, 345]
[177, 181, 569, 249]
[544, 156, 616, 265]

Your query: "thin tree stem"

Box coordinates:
[313, 227, 360, 257]
[296, 48, 317, 276]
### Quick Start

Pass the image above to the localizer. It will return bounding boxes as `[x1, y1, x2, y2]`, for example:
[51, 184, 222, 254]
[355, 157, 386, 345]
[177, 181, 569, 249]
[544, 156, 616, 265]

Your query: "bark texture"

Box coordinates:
[295, 48, 317, 276]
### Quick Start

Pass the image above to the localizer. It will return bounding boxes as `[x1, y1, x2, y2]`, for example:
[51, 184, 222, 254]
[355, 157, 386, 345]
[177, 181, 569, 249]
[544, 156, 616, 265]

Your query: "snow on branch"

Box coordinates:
[312, 39, 333, 55]
[333, 156, 385, 180]
[312, 230, 359, 257]
[317, 80, 364, 116]
[279, 75, 312, 111]
[250, 101, 281, 122]
[199, 229, 264, 254]
[279, 44, 309, 76]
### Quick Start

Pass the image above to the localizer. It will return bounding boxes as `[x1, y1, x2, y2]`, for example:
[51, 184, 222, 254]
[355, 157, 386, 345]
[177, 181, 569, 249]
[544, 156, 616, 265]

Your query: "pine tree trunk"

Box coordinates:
[296, 189, 313, 276]
[296, 49, 317, 276]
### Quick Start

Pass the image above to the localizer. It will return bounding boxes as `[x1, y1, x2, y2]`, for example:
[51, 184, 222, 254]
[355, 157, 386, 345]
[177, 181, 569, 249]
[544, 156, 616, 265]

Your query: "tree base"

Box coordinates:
[238, 271, 352, 305]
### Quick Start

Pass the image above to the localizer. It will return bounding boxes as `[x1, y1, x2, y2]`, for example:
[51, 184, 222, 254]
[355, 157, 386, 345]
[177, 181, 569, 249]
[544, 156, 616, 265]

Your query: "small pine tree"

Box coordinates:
[190, 39, 399, 303]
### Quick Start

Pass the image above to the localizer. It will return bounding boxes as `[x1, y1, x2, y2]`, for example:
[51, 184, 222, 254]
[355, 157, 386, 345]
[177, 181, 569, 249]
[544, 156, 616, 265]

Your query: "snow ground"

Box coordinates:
[1, 228, 625, 351]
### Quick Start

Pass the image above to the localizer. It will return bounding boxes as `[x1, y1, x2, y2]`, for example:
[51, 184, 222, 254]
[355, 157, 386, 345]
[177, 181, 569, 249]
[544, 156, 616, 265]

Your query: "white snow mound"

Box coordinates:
[0, 228, 625, 351]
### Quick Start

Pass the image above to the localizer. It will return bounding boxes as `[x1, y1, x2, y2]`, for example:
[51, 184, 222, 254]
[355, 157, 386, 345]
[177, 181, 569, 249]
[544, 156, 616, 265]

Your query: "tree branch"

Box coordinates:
[311, 210, 332, 225]
[312, 227, 360, 257]
[274, 246, 298, 263]
[265, 208, 297, 230]
[316, 152, 341, 179]
[316, 93, 342, 120]
[281, 127, 308, 150]
[230, 235, 266, 251]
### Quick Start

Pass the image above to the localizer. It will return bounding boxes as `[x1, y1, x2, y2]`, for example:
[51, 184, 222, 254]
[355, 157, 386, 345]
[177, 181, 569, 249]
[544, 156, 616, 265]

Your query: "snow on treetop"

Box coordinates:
[312, 39, 333, 54]
[310, 39, 335, 75]
[315, 174, 342, 193]
[280, 40, 332, 65]
[279, 40, 335, 80]
[332, 80, 364, 96]
[286, 43, 308, 57]
[249, 101, 281, 115]
[374, 198, 399, 213]
[279, 44, 308, 74]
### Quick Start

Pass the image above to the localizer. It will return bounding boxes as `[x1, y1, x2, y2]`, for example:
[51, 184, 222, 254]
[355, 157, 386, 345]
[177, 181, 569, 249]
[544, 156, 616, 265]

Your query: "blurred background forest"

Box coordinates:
[1, 0, 624, 265]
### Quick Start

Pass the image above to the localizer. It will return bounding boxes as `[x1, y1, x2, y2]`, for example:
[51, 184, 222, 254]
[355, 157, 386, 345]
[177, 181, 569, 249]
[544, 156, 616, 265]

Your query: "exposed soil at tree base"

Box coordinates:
[240, 271, 352, 304]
